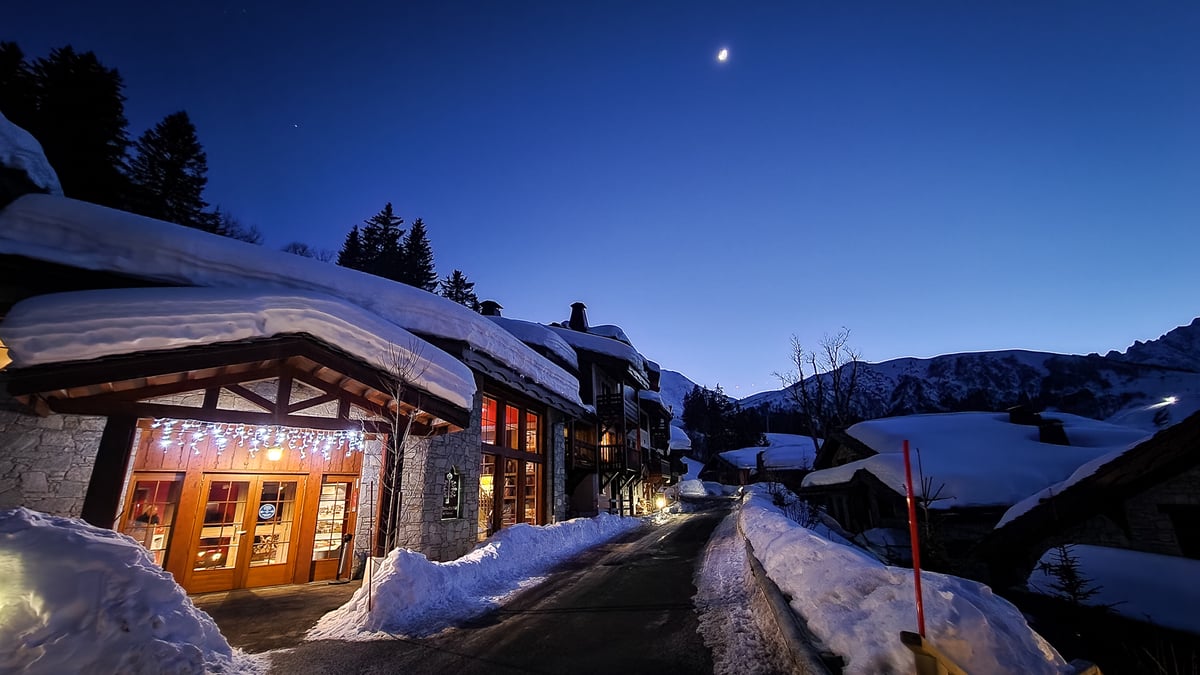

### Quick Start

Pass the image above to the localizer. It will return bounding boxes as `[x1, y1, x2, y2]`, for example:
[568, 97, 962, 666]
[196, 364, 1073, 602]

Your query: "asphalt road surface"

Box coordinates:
[269, 500, 733, 674]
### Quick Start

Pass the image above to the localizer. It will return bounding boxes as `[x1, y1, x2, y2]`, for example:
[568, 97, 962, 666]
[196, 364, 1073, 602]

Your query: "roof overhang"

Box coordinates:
[3, 335, 470, 433]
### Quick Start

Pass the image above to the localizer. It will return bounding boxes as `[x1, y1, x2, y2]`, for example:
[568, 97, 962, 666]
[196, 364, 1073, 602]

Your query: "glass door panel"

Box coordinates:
[195, 479, 250, 570]
[249, 480, 297, 567]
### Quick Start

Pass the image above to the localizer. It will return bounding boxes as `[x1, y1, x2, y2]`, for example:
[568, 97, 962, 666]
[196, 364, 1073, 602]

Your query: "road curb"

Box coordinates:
[739, 516, 844, 674]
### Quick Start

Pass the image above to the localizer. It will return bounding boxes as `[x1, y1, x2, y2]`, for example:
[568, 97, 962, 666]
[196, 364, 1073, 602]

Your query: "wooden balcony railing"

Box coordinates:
[569, 437, 597, 470]
[596, 392, 639, 425]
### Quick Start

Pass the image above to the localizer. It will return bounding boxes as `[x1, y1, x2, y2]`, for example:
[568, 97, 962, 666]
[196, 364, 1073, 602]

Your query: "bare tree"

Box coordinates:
[377, 342, 435, 553]
[774, 328, 863, 455]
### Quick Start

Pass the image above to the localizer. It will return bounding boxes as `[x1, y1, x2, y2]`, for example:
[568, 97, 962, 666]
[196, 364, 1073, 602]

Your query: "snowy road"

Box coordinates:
[269, 501, 739, 674]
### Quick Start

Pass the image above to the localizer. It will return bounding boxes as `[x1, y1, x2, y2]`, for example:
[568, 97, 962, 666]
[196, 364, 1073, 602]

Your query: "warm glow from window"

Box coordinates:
[482, 396, 497, 445]
[525, 412, 540, 453]
[0, 339, 10, 370]
[505, 405, 520, 449]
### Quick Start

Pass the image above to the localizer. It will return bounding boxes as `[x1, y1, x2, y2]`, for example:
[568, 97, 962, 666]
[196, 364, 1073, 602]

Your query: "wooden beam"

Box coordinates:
[81, 416, 137, 529]
[286, 392, 339, 414]
[223, 383, 275, 412]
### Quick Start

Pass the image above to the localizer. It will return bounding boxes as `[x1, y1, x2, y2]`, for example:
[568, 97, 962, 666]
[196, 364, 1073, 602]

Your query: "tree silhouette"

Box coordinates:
[128, 110, 212, 230]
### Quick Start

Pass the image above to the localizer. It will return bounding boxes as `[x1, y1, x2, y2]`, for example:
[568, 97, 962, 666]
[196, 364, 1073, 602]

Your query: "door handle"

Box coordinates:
[236, 530, 247, 535]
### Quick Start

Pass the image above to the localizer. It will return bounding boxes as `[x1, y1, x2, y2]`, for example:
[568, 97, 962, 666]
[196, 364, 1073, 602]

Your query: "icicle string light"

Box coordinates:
[151, 419, 367, 461]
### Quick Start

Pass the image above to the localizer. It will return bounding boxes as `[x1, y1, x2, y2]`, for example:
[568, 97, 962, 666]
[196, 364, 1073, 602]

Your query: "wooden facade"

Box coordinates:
[121, 420, 371, 593]
[3, 335, 468, 594]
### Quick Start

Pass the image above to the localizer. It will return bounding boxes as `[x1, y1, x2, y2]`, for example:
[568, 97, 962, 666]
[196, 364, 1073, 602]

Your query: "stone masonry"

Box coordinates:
[0, 393, 107, 516]
[395, 390, 483, 562]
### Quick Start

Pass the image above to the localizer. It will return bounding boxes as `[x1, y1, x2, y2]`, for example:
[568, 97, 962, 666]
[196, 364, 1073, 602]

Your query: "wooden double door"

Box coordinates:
[185, 473, 307, 593]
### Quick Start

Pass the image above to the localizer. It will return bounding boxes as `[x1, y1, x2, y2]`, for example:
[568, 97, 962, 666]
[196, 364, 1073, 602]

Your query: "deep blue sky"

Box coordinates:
[9, 2, 1200, 397]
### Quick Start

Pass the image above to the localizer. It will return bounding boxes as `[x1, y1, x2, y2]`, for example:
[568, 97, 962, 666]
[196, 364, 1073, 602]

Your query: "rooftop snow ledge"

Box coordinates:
[0, 287, 476, 410]
[0, 194, 581, 407]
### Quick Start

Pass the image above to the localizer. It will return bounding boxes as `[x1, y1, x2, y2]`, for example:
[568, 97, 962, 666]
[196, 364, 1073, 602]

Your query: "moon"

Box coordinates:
[717, 48, 729, 62]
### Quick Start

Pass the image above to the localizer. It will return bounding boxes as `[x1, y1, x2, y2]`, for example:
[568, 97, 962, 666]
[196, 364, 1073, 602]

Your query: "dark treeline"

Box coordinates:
[1, 42, 484, 309]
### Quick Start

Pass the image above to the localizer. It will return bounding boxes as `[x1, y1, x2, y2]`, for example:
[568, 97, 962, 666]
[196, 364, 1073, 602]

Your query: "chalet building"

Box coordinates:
[981, 410, 1200, 590]
[798, 411, 1148, 568]
[546, 303, 671, 517]
[0, 186, 588, 593]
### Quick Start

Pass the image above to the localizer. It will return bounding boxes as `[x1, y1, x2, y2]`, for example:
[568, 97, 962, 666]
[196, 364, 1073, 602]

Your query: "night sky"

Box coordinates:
[8, 2, 1200, 397]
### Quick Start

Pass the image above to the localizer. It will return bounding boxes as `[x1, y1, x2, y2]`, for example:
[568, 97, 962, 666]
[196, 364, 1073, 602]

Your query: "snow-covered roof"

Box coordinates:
[484, 315, 579, 372]
[0, 287, 477, 410]
[802, 412, 1149, 509]
[547, 324, 646, 378]
[0, 112, 62, 195]
[587, 324, 632, 345]
[669, 424, 692, 451]
[0, 194, 582, 408]
[719, 433, 819, 471]
[1027, 544, 1200, 635]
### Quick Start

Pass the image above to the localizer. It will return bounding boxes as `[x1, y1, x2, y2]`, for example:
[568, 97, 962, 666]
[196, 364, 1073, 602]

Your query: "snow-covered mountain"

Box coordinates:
[741, 318, 1200, 432]
[658, 368, 699, 426]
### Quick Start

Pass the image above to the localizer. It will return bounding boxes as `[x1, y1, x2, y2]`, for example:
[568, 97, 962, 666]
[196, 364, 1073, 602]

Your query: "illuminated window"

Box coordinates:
[525, 411, 540, 454]
[505, 405, 520, 449]
[481, 396, 497, 445]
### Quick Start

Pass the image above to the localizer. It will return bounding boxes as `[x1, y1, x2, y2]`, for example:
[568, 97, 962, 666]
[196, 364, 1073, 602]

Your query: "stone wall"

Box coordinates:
[394, 390, 482, 562]
[0, 393, 106, 516]
[551, 418, 566, 522]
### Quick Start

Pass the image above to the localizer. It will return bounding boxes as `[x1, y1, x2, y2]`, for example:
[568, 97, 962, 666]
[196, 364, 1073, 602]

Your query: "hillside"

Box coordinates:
[740, 318, 1200, 432]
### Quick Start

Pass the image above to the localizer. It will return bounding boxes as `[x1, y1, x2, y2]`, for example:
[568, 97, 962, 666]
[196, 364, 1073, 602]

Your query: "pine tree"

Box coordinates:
[128, 111, 212, 230]
[358, 203, 405, 280]
[400, 217, 438, 291]
[25, 46, 131, 208]
[337, 225, 365, 269]
[439, 269, 479, 310]
[0, 42, 36, 131]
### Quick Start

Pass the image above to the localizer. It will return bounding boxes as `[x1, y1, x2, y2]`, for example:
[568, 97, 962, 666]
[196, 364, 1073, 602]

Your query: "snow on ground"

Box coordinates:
[694, 510, 792, 675]
[678, 479, 727, 498]
[737, 485, 1068, 675]
[0, 287, 476, 409]
[0, 508, 265, 675]
[308, 513, 642, 639]
[1027, 544, 1200, 635]
[804, 412, 1149, 508]
[0, 194, 582, 409]
[719, 433, 820, 472]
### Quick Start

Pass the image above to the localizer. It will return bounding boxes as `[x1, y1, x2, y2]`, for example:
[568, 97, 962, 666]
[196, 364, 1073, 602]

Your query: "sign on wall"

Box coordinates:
[441, 467, 461, 520]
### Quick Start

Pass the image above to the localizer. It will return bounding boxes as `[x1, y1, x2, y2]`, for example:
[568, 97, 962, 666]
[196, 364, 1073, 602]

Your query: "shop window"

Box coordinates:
[505, 405, 520, 449]
[502, 459, 519, 526]
[478, 453, 496, 540]
[525, 411, 540, 454]
[482, 396, 497, 445]
[121, 474, 184, 566]
[313, 479, 353, 560]
[524, 462, 541, 524]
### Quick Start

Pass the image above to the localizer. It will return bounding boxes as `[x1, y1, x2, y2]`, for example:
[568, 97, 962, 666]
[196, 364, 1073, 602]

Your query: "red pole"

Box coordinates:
[902, 439, 926, 637]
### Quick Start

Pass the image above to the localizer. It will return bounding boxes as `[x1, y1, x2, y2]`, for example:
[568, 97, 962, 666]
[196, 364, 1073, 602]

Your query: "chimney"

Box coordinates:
[568, 302, 589, 331]
[479, 300, 503, 317]
[1038, 418, 1070, 445]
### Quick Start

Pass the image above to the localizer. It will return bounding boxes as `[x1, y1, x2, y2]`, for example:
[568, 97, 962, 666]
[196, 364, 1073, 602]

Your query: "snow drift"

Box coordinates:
[738, 487, 1067, 675]
[0, 508, 258, 674]
[308, 513, 642, 640]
